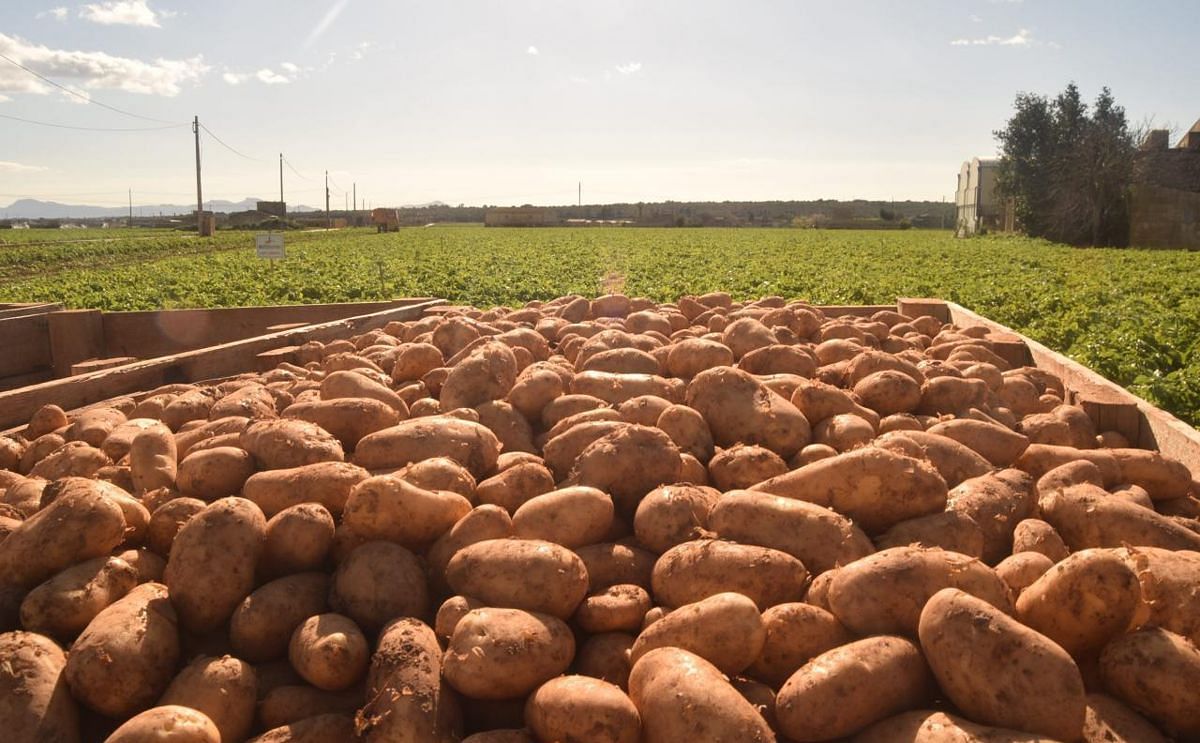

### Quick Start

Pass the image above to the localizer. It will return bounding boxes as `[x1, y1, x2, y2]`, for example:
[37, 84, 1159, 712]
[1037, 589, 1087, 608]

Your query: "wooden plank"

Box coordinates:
[816, 305, 897, 318]
[0, 303, 62, 320]
[255, 346, 300, 372]
[0, 314, 52, 379]
[0, 369, 55, 391]
[0, 299, 444, 431]
[48, 310, 105, 378]
[897, 298, 951, 323]
[70, 357, 139, 375]
[946, 301, 1200, 478]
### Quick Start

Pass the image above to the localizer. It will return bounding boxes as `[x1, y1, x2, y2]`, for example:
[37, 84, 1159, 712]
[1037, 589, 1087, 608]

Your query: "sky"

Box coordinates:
[1, 0, 1198, 209]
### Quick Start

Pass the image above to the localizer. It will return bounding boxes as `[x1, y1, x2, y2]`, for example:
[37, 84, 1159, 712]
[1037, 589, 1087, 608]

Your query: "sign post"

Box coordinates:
[255, 232, 284, 270]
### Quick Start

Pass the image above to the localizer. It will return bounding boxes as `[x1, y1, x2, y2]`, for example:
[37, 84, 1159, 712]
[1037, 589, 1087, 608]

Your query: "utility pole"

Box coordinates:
[279, 153, 284, 203]
[193, 115, 204, 236]
[578, 182, 581, 207]
[353, 183, 356, 213]
[325, 170, 330, 229]
[128, 188, 132, 228]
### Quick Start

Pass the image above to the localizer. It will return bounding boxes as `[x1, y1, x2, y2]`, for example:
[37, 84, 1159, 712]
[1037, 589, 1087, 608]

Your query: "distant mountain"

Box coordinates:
[0, 198, 320, 220]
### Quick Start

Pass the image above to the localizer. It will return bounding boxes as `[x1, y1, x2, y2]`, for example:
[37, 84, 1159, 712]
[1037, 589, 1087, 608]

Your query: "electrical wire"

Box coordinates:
[0, 52, 181, 124]
[199, 123, 269, 163]
[0, 112, 187, 131]
[282, 155, 313, 181]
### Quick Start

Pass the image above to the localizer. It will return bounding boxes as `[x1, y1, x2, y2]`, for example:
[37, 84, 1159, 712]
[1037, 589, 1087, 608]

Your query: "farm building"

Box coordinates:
[955, 158, 1012, 236]
[484, 206, 557, 227]
[1130, 119, 1200, 249]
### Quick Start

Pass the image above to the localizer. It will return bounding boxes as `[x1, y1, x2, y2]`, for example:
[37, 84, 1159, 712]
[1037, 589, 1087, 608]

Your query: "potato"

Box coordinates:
[852, 370, 921, 416]
[427, 505, 513, 593]
[575, 633, 636, 690]
[25, 403, 69, 439]
[282, 398, 400, 450]
[20, 555, 138, 639]
[242, 462, 369, 518]
[512, 486, 613, 548]
[0, 631, 79, 742]
[1109, 448, 1193, 501]
[1041, 483, 1200, 551]
[566, 425, 683, 514]
[165, 497, 266, 634]
[105, 706, 221, 743]
[507, 366, 566, 420]
[628, 647, 775, 742]
[474, 399, 537, 454]
[918, 588, 1086, 741]
[330, 541, 428, 633]
[475, 462, 556, 512]
[687, 367, 811, 458]
[873, 430, 992, 488]
[1112, 546, 1200, 645]
[751, 447, 947, 535]
[541, 394, 609, 429]
[828, 547, 1011, 637]
[146, 498, 207, 557]
[749, 603, 852, 687]
[176, 446, 256, 501]
[443, 608, 575, 700]
[630, 592, 764, 675]
[925, 418, 1030, 467]
[707, 445, 787, 490]
[174, 416, 249, 459]
[525, 675, 640, 743]
[66, 406, 126, 447]
[65, 582, 181, 718]
[1083, 693, 1169, 743]
[359, 617, 461, 742]
[709, 489, 874, 575]
[1011, 518, 1069, 562]
[210, 384, 278, 421]
[632, 485, 719, 555]
[918, 375, 988, 415]
[29, 441, 110, 480]
[392, 342, 445, 383]
[159, 656, 257, 743]
[651, 539, 809, 610]
[946, 469, 1037, 564]
[570, 371, 682, 406]
[342, 475, 471, 551]
[246, 713, 356, 743]
[0, 484, 127, 589]
[873, 510, 985, 558]
[574, 584, 652, 634]
[655, 403, 715, 462]
[435, 595, 485, 640]
[123, 423, 178, 495]
[241, 420, 344, 469]
[1100, 628, 1200, 739]
[39, 476, 150, 549]
[777, 635, 931, 741]
[1015, 549, 1140, 658]
[852, 710, 1060, 742]
[18, 433, 64, 475]
[995, 552, 1054, 597]
[260, 503, 335, 578]
[288, 613, 368, 692]
[1015, 444, 1121, 484]
[577, 542, 657, 592]
[230, 573, 330, 662]
[665, 338, 735, 378]
[319, 369, 407, 413]
[446, 538, 588, 619]
[353, 417, 501, 477]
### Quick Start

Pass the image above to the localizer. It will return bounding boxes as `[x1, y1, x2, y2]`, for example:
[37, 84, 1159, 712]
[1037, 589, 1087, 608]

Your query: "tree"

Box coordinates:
[994, 83, 1136, 246]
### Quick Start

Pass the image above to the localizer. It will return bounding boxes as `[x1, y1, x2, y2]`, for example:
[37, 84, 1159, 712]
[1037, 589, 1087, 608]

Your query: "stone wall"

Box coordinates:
[1130, 184, 1200, 250]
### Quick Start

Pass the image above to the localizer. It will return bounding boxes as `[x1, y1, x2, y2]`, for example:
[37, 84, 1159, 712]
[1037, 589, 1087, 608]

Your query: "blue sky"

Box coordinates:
[1, 0, 1197, 209]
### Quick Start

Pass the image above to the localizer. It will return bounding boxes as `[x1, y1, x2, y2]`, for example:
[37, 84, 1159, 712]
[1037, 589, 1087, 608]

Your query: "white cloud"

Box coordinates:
[350, 41, 377, 61]
[80, 0, 172, 28]
[616, 61, 642, 75]
[255, 68, 290, 85]
[969, 14, 982, 23]
[280, 62, 300, 74]
[222, 71, 249, 85]
[305, 0, 351, 47]
[950, 28, 1048, 47]
[37, 7, 69, 20]
[0, 161, 50, 173]
[0, 32, 208, 97]
[527, 46, 539, 56]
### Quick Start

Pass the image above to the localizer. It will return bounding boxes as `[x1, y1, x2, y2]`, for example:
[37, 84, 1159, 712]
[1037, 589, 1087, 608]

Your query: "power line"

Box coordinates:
[198, 123, 269, 163]
[282, 155, 314, 182]
[0, 112, 186, 132]
[0, 52, 180, 124]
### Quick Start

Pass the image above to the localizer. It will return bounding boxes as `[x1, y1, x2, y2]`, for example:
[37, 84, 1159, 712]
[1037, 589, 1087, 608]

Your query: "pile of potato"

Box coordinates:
[2, 292, 1200, 743]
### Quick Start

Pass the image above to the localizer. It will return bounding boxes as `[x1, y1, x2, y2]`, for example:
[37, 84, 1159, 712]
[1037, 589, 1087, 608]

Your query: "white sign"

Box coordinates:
[256, 233, 285, 259]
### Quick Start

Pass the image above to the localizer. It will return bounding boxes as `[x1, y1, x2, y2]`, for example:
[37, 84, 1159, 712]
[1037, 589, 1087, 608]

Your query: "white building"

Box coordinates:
[955, 158, 1009, 236]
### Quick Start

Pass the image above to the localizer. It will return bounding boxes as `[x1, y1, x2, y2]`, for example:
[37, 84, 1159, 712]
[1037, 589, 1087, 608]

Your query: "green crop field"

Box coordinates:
[2, 226, 1198, 426]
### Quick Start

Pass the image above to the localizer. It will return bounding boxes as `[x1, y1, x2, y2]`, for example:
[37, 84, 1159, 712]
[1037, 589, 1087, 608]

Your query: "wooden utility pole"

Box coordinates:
[279, 153, 284, 203]
[128, 188, 132, 228]
[325, 170, 330, 229]
[353, 183, 356, 212]
[193, 115, 204, 236]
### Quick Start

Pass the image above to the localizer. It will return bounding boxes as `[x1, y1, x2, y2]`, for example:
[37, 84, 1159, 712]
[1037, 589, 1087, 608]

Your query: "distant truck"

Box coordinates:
[371, 208, 400, 233]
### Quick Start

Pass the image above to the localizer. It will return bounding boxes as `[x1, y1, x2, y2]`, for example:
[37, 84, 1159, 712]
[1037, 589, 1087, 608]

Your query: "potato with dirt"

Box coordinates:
[443, 607, 575, 700]
[19, 555, 138, 640]
[630, 591, 765, 675]
[0, 631, 79, 742]
[158, 655, 258, 743]
[525, 675, 641, 743]
[446, 538, 589, 619]
[651, 539, 809, 609]
[358, 617, 462, 742]
[686, 366, 811, 459]
[164, 496, 266, 634]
